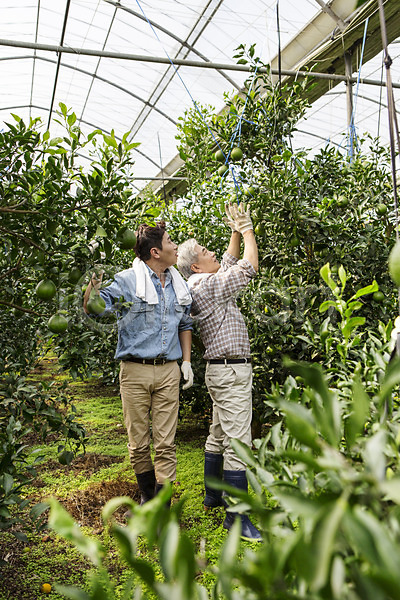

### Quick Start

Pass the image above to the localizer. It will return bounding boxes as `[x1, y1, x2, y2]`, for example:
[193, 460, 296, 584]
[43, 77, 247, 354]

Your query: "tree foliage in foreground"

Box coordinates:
[48, 270, 400, 599]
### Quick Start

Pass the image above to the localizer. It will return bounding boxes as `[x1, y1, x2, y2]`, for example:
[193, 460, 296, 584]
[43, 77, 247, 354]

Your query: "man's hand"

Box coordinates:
[229, 202, 253, 234]
[181, 361, 194, 390]
[223, 203, 237, 232]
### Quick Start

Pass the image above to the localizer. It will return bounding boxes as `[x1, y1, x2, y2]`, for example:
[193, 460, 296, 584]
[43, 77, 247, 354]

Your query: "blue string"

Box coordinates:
[135, 0, 258, 199]
[348, 17, 369, 160]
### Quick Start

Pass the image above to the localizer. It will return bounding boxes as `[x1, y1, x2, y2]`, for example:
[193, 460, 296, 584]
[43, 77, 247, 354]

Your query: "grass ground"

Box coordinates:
[0, 358, 255, 599]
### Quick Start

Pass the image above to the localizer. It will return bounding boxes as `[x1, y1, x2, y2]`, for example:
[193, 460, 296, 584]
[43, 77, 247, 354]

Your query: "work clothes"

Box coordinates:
[120, 359, 180, 482]
[188, 252, 256, 360]
[100, 263, 192, 361]
[205, 361, 253, 470]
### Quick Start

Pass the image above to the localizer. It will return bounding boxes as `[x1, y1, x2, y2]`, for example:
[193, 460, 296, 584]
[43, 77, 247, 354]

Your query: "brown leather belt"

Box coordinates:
[207, 358, 251, 364]
[125, 357, 172, 365]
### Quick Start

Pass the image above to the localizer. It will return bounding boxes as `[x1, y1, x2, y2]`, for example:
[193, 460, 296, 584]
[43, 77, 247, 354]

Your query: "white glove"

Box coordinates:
[228, 202, 253, 234]
[181, 361, 194, 390]
[223, 203, 237, 231]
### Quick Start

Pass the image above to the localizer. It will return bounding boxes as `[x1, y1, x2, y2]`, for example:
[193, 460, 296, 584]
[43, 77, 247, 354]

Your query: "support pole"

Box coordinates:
[344, 51, 354, 128]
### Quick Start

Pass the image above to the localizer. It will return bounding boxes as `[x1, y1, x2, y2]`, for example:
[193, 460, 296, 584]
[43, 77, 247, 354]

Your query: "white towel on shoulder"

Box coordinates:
[132, 257, 191, 305]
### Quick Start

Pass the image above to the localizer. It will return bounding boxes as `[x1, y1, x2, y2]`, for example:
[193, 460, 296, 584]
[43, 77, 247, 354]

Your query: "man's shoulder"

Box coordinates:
[115, 267, 136, 281]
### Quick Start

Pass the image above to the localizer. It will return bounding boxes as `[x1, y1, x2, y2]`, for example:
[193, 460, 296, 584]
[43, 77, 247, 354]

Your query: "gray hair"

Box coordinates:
[177, 238, 199, 279]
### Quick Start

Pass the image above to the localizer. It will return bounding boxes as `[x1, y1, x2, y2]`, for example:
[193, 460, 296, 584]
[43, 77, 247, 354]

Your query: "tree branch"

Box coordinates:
[0, 300, 44, 317]
[0, 226, 44, 250]
[0, 256, 23, 282]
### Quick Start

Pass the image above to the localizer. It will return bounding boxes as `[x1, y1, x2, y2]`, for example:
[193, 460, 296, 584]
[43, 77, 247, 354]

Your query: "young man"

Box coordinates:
[84, 222, 193, 505]
[177, 203, 261, 541]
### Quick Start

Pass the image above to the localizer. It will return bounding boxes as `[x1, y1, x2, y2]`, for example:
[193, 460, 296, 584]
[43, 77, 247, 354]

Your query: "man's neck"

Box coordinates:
[144, 259, 170, 282]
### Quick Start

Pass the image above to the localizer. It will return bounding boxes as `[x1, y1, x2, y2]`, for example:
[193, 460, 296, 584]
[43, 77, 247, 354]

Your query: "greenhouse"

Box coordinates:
[2, 0, 400, 598]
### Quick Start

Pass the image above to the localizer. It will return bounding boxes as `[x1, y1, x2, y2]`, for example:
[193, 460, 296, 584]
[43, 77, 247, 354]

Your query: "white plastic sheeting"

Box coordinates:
[0, 1, 399, 185]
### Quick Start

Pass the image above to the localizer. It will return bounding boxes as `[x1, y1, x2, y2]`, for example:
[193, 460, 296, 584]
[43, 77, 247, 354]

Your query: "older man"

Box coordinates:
[177, 203, 261, 541]
[84, 221, 193, 505]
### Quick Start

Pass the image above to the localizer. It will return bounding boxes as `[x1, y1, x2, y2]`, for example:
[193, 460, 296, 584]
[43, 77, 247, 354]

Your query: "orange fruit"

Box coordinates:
[41, 583, 52, 594]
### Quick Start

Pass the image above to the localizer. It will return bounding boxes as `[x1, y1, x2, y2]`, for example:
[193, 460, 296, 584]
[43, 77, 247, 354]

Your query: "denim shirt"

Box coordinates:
[99, 265, 192, 361]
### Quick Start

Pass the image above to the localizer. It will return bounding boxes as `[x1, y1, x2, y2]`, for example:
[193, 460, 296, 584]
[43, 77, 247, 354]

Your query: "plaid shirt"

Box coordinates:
[189, 252, 257, 360]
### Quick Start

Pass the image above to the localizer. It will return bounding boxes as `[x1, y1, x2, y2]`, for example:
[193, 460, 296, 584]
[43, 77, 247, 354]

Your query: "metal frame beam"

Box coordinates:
[1, 38, 400, 88]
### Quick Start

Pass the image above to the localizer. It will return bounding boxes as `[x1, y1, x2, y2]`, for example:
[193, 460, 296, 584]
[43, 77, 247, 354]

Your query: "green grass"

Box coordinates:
[1, 361, 259, 599]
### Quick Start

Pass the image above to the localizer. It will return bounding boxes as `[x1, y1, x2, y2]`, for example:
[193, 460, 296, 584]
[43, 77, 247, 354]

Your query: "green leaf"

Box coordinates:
[352, 280, 379, 299]
[310, 492, 349, 591]
[280, 400, 320, 452]
[344, 378, 370, 449]
[230, 439, 258, 467]
[320, 263, 337, 292]
[59, 102, 68, 116]
[363, 430, 386, 481]
[95, 225, 107, 238]
[159, 521, 180, 580]
[319, 300, 336, 313]
[342, 317, 365, 340]
[3, 473, 13, 495]
[218, 518, 240, 599]
[338, 264, 346, 289]
[102, 496, 134, 522]
[54, 585, 91, 600]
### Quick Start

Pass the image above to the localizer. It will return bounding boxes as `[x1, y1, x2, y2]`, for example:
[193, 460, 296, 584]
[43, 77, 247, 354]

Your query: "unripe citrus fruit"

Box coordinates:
[230, 147, 243, 162]
[290, 237, 300, 247]
[377, 203, 388, 215]
[218, 164, 229, 177]
[254, 223, 265, 236]
[214, 149, 225, 162]
[68, 267, 83, 285]
[87, 296, 106, 315]
[41, 583, 52, 594]
[372, 290, 385, 303]
[119, 229, 137, 250]
[389, 241, 400, 286]
[48, 314, 68, 334]
[35, 279, 56, 301]
[244, 186, 255, 197]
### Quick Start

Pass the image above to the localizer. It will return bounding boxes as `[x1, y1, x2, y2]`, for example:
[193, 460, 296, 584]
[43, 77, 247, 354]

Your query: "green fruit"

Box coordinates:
[377, 203, 388, 215]
[244, 186, 256, 197]
[389, 241, 400, 286]
[119, 229, 137, 250]
[214, 149, 225, 162]
[48, 313, 68, 334]
[290, 237, 300, 247]
[57, 450, 72, 465]
[230, 147, 243, 162]
[372, 291, 385, 303]
[337, 196, 349, 208]
[87, 295, 106, 315]
[254, 223, 265, 236]
[68, 267, 83, 285]
[35, 279, 56, 301]
[218, 164, 229, 177]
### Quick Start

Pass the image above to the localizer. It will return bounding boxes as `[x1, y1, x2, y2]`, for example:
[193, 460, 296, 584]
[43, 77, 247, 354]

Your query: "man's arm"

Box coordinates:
[226, 230, 241, 259]
[243, 229, 258, 272]
[179, 329, 192, 362]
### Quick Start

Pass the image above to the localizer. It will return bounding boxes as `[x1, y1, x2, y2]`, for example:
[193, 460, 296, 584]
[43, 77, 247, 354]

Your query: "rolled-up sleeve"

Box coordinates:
[201, 252, 256, 303]
[178, 304, 193, 331]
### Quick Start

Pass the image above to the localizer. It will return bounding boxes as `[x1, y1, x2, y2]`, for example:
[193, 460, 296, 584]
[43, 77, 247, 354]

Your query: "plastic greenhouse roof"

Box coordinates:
[1, 1, 400, 192]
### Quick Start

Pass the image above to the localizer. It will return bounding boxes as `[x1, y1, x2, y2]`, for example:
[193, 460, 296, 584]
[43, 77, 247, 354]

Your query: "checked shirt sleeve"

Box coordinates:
[202, 252, 257, 304]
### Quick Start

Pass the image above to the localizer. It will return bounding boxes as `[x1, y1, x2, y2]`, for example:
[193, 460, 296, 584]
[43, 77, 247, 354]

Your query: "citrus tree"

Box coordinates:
[166, 46, 397, 431]
[0, 105, 152, 534]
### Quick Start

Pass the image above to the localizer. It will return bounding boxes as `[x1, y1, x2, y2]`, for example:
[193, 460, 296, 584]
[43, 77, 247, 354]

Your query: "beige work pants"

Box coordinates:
[205, 362, 253, 470]
[119, 360, 180, 483]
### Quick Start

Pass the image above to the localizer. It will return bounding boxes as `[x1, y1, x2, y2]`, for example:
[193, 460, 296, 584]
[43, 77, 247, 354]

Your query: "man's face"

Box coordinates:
[191, 243, 220, 274]
[157, 231, 178, 267]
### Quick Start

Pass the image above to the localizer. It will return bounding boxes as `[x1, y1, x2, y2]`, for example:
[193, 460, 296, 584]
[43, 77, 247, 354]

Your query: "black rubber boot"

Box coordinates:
[204, 452, 225, 510]
[222, 470, 262, 542]
[136, 469, 156, 505]
[155, 482, 171, 508]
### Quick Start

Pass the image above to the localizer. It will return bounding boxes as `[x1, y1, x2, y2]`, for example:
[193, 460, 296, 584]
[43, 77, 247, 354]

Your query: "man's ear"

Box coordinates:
[150, 247, 160, 259]
[191, 263, 201, 273]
